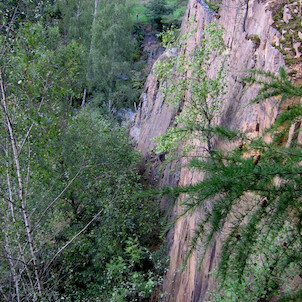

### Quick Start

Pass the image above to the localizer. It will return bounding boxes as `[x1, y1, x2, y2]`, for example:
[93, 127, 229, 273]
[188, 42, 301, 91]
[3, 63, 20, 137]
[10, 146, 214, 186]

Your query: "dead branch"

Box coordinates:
[42, 207, 104, 276]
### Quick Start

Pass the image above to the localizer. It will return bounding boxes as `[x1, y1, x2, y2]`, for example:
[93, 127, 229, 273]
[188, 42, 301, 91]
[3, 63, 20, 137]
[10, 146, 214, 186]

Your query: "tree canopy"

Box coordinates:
[0, 1, 164, 300]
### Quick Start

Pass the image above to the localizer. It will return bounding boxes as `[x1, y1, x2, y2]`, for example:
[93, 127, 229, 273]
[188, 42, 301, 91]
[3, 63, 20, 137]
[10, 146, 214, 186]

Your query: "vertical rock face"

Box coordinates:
[131, 0, 300, 301]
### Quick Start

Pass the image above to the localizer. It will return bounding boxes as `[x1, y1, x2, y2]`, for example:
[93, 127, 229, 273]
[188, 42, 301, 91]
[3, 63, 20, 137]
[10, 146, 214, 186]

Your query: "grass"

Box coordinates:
[172, 6, 186, 18]
[130, 0, 187, 25]
[131, 0, 148, 23]
[131, 3, 148, 23]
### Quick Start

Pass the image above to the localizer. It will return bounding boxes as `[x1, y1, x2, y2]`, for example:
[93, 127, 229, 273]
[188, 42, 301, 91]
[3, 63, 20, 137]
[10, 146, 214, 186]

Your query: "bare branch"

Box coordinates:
[42, 207, 104, 275]
[0, 68, 42, 294]
[0, 0, 22, 59]
[32, 167, 83, 232]
[4, 222, 21, 302]
[0, 285, 10, 302]
[18, 95, 45, 156]
[25, 139, 31, 197]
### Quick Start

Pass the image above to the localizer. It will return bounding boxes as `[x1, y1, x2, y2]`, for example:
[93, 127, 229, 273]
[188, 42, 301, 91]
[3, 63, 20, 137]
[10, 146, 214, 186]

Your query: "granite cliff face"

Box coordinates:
[131, 0, 301, 301]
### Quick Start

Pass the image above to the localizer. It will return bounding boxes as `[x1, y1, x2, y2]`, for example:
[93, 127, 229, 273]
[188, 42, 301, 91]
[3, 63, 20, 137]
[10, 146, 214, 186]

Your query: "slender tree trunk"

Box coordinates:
[5, 145, 36, 297]
[0, 286, 9, 302]
[87, 0, 99, 81]
[4, 221, 20, 302]
[0, 70, 42, 295]
[4, 140, 21, 301]
[5, 146, 15, 224]
[76, 0, 81, 19]
[81, 88, 86, 107]
[108, 22, 117, 112]
[4, 141, 36, 298]
[43, 208, 104, 274]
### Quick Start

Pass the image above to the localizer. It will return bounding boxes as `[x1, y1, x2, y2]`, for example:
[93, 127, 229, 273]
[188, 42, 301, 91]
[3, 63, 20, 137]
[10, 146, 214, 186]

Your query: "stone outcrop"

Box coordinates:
[131, 0, 301, 301]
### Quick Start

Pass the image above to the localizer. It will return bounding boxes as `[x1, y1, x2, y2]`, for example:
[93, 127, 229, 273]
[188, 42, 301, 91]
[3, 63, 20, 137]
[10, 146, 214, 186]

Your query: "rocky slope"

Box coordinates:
[131, 0, 301, 301]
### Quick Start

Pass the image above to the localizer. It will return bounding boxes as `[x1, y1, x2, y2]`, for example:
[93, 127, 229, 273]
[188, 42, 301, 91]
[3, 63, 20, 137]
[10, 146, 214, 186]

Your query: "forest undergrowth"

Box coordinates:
[0, 0, 186, 300]
[1, 0, 301, 301]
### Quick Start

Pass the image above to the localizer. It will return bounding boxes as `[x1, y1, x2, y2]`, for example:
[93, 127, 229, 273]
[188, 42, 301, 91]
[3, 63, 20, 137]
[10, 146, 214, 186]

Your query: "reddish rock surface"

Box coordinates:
[131, 0, 300, 301]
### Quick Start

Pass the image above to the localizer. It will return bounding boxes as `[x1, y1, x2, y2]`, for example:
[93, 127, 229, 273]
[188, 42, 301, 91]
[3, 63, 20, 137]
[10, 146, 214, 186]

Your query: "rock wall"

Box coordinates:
[131, 0, 301, 301]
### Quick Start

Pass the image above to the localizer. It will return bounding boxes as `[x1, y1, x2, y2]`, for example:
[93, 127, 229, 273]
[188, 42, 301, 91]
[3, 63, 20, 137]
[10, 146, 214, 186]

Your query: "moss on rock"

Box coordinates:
[271, 0, 301, 68]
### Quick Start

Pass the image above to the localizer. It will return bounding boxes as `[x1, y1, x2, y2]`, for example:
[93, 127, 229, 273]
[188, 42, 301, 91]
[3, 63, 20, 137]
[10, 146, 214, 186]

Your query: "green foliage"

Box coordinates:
[132, 0, 186, 28]
[6, 22, 86, 103]
[243, 67, 302, 103]
[204, 0, 222, 13]
[99, 238, 163, 302]
[58, 0, 93, 47]
[88, 0, 136, 109]
[0, 4, 163, 300]
[154, 22, 228, 155]
[51, 110, 163, 300]
[272, 0, 302, 67]
[155, 48, 302, 299]
[145, 0, 173, 30]
[57, 0, 144, 111]
[276, 290, 302, 302]
[247, 34, 261, 49]
[0, 0, 61, 35]
[0, 16, 87, 300]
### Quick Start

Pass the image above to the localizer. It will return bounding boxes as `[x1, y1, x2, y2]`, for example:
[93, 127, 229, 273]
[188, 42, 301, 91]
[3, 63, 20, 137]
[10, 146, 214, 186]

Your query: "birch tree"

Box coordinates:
[0, 2, 161, 300]
[88, 0, 136, 111]
[0, 12, 85, 299]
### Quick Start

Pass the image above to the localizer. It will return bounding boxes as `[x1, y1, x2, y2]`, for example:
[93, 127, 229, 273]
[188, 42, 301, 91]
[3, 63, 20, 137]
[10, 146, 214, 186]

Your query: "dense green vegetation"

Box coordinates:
[2, 0, 300, 301]
[154, 23, 228, 155]
[0, 0, 175, 300]
[154, 23, 302, 301]
[132, 0, 187, 28]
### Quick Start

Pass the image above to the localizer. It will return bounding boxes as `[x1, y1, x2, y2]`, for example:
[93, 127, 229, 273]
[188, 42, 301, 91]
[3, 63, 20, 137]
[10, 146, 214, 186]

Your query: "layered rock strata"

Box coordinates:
[131, 0, 301, 301]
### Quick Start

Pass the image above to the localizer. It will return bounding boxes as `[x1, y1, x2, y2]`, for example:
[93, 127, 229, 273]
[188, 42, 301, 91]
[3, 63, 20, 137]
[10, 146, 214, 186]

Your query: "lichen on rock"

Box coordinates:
[271, 0, 302, 78]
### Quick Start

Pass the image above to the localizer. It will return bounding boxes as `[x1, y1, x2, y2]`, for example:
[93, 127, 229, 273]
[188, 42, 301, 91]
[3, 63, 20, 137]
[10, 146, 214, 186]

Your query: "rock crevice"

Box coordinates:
[131, 0, 299, 301]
